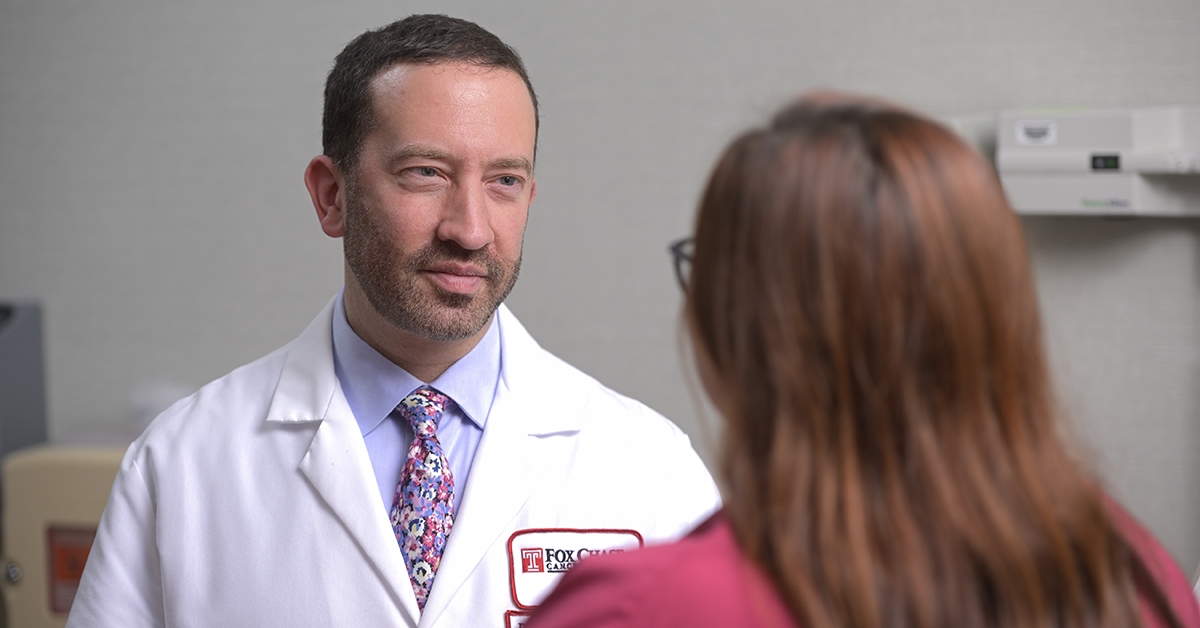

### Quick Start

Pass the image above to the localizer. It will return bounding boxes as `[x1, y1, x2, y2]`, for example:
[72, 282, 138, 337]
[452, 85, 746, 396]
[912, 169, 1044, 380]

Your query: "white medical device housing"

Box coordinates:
[997, 107, 1200, 216]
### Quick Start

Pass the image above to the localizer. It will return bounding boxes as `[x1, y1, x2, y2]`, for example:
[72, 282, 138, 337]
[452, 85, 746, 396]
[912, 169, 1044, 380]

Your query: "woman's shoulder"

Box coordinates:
[1104, 496, 1200, 628]
[526, 512, 798, 628]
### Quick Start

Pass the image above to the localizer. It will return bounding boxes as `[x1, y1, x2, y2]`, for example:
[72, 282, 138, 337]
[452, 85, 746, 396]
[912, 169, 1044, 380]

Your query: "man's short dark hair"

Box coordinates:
[322, 14, 539, 173]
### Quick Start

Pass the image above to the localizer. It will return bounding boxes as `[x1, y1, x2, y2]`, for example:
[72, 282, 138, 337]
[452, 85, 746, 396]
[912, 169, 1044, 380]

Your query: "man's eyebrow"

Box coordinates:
[390, 144, 452, 163]
[490, 156, 533, 176]
[388, 146, 532, 176]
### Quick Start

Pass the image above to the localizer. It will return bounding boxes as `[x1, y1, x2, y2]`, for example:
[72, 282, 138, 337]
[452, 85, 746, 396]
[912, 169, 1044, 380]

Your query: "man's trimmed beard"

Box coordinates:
[342, 188, 521, 342]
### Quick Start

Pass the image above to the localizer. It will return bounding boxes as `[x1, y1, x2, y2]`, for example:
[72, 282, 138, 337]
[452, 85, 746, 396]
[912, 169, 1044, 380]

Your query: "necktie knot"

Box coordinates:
[399, 386, 449, 437]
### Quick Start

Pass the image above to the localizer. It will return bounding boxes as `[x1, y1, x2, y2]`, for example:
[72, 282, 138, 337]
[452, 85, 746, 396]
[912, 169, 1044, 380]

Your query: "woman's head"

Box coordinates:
[689, 92, 1050, 485]
[684, 93, 1135, 628]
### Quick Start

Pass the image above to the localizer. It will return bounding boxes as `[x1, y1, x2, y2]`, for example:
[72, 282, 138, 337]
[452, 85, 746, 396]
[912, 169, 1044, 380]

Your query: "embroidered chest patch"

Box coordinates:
[506, 528, 644, 610]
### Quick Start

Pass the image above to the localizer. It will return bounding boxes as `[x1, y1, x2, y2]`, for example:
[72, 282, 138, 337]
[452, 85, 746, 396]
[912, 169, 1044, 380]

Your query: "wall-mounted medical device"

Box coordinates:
[997, 107, 1200, 216]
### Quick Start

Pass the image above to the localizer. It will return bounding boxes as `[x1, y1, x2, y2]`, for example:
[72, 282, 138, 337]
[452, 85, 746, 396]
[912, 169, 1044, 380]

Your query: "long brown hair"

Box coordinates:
[687, 93, 1180, 628]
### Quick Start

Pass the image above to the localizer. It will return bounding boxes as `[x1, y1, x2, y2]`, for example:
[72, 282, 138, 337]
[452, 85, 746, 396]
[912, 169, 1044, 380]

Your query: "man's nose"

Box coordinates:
[436, 183, 493, 250]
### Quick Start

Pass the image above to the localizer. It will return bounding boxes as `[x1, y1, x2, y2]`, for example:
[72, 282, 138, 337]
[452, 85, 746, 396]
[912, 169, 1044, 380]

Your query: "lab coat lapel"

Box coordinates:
[269, 298, 422, 625]
[418, 306, 583, 626]
[299, 413, 421, 624]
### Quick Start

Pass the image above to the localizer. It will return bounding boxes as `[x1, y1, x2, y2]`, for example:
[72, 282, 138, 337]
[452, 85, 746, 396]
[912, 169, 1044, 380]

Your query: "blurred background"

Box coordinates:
[1, 0, 1198, 571]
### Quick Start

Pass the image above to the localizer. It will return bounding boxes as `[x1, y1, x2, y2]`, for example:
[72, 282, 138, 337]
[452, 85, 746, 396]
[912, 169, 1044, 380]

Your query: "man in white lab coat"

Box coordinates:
[67, 14, 719, 628]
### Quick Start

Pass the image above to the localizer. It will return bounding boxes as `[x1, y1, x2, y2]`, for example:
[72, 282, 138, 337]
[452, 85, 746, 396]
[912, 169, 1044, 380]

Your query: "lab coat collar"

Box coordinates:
[264, 297, 341, 425]
[266, 299, 573, 433]
[493, 304, 587, 435]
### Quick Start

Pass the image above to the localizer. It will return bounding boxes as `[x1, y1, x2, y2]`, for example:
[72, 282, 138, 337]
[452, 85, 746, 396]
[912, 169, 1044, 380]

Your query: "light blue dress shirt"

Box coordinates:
[330, 289, 500, 515]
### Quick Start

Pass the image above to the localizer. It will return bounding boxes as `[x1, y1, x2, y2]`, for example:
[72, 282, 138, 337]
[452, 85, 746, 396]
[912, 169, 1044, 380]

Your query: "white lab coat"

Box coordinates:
[67, 299, 720, 628]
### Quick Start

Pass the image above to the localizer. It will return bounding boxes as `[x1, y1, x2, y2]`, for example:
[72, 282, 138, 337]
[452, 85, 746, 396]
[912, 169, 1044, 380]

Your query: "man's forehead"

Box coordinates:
[362, 61, 537, 164]
[367, 61, 532, 112]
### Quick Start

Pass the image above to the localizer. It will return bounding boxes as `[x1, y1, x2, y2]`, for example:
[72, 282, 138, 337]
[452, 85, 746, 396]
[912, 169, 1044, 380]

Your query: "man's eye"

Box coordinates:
[497, 175, 519, 186]
[415, 167, 438, 177]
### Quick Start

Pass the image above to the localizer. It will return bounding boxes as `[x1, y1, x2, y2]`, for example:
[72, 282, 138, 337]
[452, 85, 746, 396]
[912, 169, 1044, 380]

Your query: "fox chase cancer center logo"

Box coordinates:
[507, 528, 644, 609]
[520, 545, 627, 573]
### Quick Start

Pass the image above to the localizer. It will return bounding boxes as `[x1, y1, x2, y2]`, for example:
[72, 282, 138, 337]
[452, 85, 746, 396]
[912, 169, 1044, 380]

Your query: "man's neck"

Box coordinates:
[342, 283, 491, 383]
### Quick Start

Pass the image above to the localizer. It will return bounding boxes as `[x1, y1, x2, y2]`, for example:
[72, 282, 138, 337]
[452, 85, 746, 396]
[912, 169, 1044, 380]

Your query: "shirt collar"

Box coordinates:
[331, 287, 501, 435]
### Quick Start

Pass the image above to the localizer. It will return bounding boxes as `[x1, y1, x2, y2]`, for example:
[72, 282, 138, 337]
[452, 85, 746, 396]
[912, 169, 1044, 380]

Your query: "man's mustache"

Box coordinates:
[406, 242, 505, 277]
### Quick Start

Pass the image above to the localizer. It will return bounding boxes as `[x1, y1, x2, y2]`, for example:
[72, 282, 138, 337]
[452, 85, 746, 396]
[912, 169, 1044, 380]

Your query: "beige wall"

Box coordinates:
[1, 0, 1198, 570]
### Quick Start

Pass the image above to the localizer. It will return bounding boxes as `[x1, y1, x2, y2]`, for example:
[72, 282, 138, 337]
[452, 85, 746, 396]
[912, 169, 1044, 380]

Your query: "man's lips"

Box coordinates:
[423, 263, 487, 294]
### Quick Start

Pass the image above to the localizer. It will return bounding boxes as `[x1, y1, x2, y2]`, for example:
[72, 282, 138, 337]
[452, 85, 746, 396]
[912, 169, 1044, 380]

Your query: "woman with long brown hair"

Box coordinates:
[527, 93, 1200, 628]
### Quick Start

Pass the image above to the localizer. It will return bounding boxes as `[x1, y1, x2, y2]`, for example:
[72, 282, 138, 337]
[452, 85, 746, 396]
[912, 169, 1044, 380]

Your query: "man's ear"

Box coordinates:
[305, 155, 347, 238]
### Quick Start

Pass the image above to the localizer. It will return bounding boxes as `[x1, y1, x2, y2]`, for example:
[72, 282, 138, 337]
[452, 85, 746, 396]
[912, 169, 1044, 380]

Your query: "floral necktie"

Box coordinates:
[389, 386, 455, 612]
